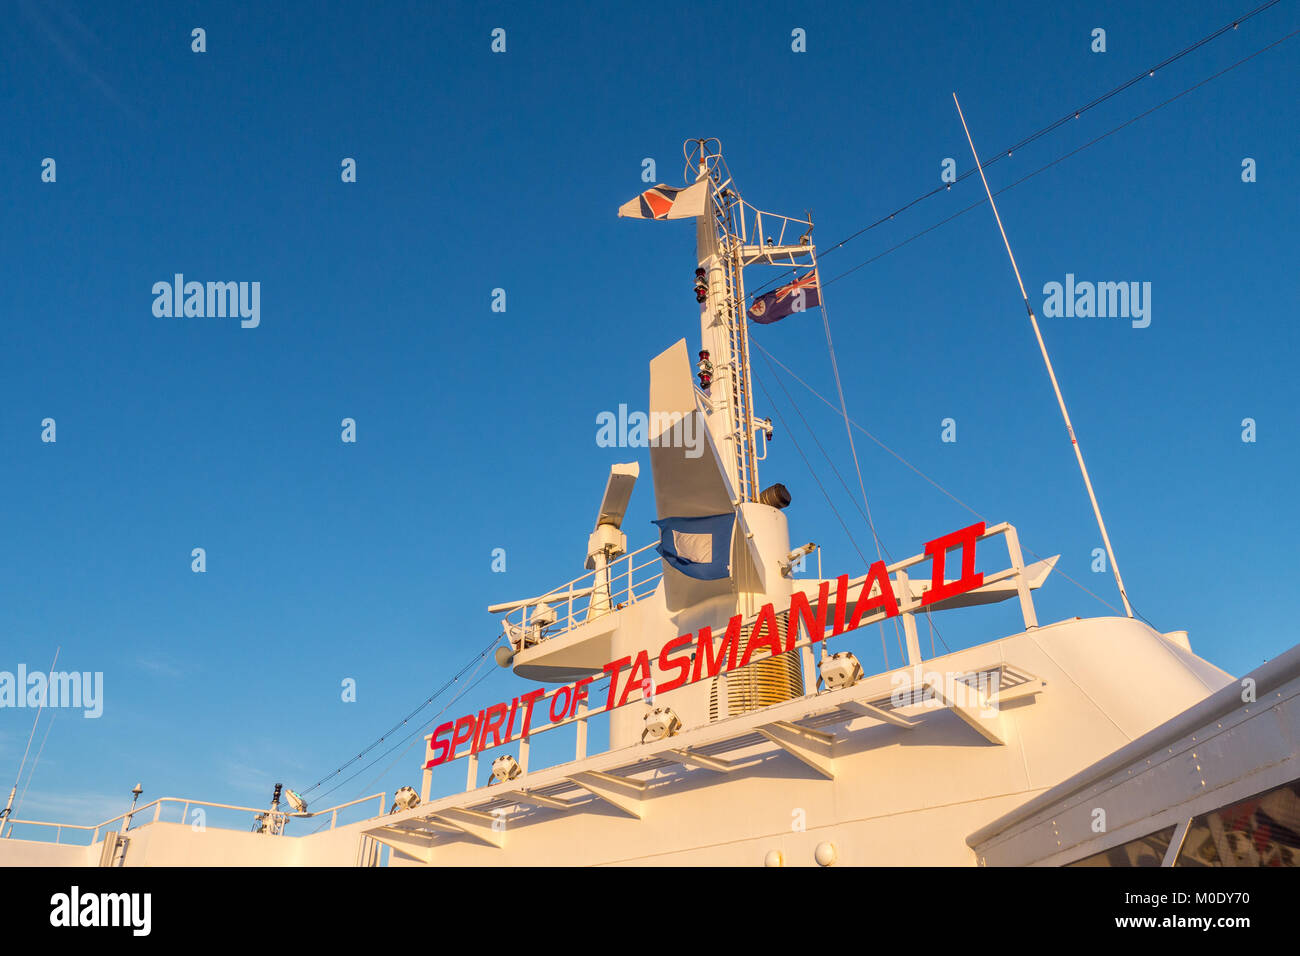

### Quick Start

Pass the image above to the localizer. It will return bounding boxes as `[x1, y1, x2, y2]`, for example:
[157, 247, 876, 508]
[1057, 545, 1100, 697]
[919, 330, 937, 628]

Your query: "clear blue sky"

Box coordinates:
[3, 0, 1297, 828]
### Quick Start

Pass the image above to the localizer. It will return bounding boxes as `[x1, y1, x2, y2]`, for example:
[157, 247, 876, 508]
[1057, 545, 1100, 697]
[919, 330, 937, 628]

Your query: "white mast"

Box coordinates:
[690, 140, 758, 503]
[687, 139, 815, 506]
[952, 94, 1135, 619]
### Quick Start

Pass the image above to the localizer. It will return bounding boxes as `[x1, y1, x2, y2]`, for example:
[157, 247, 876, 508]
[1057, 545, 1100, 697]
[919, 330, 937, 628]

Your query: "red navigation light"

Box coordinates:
[697, 349, 713, 389]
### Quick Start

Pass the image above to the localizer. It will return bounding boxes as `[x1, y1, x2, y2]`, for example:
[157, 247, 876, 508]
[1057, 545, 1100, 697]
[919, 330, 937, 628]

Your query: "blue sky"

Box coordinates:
[2, 0, 1297, 829]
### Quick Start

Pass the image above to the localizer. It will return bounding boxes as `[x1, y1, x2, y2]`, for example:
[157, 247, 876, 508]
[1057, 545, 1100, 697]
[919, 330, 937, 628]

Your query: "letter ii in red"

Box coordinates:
[921, 522, 985, 607]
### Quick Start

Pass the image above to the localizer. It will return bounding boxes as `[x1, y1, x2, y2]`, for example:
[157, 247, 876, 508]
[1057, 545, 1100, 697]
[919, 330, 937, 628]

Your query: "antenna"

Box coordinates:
[1, 645, 61, 836]
[952, 92, 1134, 619]
[587, 462, 638, 617]
[593, 462, 638, 531]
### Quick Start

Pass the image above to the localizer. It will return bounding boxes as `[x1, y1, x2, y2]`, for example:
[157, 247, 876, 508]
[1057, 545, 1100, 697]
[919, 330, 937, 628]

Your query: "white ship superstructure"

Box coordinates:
[3, 140, 1296, 869]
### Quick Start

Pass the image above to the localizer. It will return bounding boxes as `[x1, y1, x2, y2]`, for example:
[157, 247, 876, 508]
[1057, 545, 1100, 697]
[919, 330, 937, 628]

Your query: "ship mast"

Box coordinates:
[688, 139, 814, 505]
[691, 141, 756, 503]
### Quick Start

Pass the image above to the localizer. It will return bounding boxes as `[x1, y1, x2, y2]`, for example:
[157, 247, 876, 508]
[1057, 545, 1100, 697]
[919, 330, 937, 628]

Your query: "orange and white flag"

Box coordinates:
[618, 181, 709, 220]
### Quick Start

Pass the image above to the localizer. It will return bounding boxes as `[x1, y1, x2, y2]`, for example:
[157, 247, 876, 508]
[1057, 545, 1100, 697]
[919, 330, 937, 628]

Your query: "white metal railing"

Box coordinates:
[733, 201, 816, 267]
[500, 540, 665, 644]
[1, 792, 386, 846]
[432, 521, 1041, 796]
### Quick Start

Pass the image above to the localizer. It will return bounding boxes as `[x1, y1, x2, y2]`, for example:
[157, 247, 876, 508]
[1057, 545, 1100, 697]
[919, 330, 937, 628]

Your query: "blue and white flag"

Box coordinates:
[652, 513, 735, 580]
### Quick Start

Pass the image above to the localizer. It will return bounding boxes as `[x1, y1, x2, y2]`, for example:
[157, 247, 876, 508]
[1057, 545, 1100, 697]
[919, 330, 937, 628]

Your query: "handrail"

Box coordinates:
[500, 540, 665, 642]
[1, 792, 387, 845]
[431, 521, 1041, 795]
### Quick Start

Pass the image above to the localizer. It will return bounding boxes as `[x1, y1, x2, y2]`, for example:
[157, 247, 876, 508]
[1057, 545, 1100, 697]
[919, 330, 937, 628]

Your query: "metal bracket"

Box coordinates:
[758, 721, 836, 778]
[565, 771, 646, 819]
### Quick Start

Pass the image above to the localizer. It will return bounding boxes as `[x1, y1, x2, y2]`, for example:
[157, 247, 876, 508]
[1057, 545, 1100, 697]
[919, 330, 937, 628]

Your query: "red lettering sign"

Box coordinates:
[693, 615, 741, 683]
[425, 721, 454, 768]
[921, 522, 985, 607]
[657, 635, 694, 692]
[518, 688, 546, 738]
[548, 685, 572, 723]
[740, 603, 782, 666]
[422, 524, 987, 768]
[786, 580, 829, 652]
[847, 561, 899, 629]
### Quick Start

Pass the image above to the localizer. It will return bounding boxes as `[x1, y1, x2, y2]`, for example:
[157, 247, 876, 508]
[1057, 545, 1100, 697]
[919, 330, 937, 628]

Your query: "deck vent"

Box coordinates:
[708, 610, 804, 720]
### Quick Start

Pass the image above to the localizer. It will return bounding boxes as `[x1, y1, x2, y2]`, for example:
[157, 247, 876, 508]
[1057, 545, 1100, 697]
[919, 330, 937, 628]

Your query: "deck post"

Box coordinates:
[896, 569, 923, 665]
[1004, 525, 1038, 629]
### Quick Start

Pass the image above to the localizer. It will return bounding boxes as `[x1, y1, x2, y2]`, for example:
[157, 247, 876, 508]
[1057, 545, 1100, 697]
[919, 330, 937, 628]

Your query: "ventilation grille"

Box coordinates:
[708, 610, 804, 720]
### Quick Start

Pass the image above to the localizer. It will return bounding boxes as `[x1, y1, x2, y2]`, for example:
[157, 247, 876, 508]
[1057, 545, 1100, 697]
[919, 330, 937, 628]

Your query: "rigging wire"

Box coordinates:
[319, 671, 616, 834]
[822, 25, 1300, 289]
[6, 11, 1251, 834]
[2, 645, 58, 828]
[745, 0, 1289, 300]
[754, 376, 872, 568]
[756, 20, 1281, 628]
[756, 348, 951, 653]
[753, 340, 1149, 624]
[812, 261, 907, 663]
[301, 631, 502, 797]
[284, 18, 1299, 800]
[12, 711, 57, 823]
[309, 649, 499, 811]
[758, 29, 1300, 624]
[753, 373, 895, 667]
[308, 663, 506, 831]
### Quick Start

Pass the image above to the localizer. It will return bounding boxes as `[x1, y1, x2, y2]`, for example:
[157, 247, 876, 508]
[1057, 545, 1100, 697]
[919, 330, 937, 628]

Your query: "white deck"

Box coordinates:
[4, 613, 1232, 867]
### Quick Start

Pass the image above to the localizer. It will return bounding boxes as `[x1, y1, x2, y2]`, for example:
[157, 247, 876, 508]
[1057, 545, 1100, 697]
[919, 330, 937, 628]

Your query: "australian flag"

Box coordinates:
[747, 270, 821, 324]
[652, 513, 735, 581]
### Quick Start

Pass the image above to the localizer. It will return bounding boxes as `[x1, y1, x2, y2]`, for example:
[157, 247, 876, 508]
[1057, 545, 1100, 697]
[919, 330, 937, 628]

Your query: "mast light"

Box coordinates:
[697, 349, 713, 389]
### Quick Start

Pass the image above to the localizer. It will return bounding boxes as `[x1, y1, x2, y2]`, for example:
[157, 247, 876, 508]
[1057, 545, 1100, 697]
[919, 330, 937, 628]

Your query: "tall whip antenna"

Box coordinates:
[952, 92, 1134, 619]
[2, 645, 61, 834]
